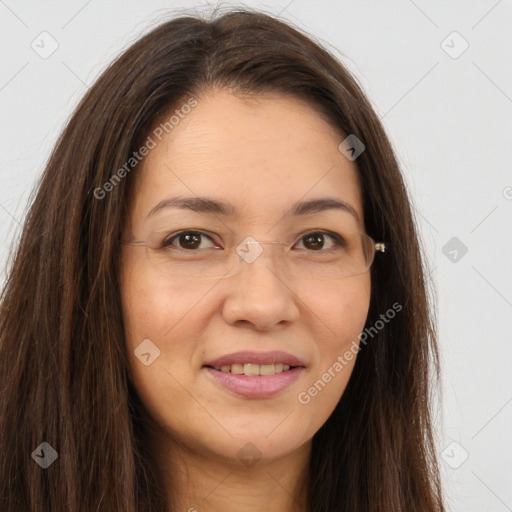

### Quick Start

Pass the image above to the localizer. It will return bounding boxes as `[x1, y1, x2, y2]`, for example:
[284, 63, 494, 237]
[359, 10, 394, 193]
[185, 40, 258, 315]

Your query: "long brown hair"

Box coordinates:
[0, 6, 445, 511]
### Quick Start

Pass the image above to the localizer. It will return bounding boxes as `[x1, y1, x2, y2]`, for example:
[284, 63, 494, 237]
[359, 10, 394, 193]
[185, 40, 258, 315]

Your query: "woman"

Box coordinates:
[0, 7, 445, 512]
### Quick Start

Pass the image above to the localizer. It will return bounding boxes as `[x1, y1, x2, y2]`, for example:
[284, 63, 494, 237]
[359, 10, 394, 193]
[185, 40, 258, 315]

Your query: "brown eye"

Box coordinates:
[302, 233, 325, 250]
[163, 231, 216, 250]
[295, 231, 345, 251]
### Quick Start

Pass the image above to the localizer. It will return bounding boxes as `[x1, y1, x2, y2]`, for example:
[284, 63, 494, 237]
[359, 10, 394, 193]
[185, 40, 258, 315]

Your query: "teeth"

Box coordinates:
[244, 363, 260, 376]
[231, 363, 244, 374]
[259, 364, 275, 376]
[213, 363, 292, 375]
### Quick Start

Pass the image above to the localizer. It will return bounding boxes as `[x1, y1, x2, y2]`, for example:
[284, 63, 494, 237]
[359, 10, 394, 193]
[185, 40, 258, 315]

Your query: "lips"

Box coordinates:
[203, 350, 306, 369]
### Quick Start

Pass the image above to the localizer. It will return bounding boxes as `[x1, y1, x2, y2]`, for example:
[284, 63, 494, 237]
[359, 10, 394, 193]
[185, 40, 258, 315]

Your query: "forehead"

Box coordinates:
[129, 88, 364, 226]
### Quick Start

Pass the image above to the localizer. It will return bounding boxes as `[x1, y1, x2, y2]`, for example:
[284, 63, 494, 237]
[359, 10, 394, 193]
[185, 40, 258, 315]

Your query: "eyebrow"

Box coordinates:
[147, 196, 360, 222]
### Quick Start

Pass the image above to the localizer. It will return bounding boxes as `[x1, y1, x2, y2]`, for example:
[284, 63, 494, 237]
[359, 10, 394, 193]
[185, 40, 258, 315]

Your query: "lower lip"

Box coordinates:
[202, 366, 304, 398]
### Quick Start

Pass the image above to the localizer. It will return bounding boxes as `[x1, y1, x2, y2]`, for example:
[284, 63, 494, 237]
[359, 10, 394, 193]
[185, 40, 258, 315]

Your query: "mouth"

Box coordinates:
[202, 350, 306, 373]
[204, 362, 299, 376]
[202, 351, 306, 398]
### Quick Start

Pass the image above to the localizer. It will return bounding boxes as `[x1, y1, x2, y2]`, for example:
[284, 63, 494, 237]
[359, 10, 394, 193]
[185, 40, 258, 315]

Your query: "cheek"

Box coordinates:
[119, 266, 204, 429]
[308, 273, 371, 344]
[119, 257, 182, 385]
[120, 255, 201, 347]
[307, 275, 370, 389]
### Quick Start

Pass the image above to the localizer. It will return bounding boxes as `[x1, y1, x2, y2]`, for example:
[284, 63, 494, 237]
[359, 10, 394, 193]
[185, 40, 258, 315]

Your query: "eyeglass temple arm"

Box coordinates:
[120, 240, 146, 246]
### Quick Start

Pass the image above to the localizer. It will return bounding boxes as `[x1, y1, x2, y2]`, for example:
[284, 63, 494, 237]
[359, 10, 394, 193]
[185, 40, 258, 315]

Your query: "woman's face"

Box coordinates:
[120, 88, 371, 466]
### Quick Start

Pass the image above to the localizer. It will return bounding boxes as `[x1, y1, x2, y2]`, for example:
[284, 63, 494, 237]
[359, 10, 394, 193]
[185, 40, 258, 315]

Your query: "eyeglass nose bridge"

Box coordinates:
[235, 237, 287, 264]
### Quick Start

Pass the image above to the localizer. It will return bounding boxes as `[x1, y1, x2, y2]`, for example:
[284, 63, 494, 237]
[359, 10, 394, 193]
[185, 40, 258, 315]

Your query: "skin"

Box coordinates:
[120, 88, 371, 512]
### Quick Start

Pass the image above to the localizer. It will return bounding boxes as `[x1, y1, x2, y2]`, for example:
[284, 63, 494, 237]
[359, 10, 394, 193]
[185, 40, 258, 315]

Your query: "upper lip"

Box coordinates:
[203, 351, 306, 368]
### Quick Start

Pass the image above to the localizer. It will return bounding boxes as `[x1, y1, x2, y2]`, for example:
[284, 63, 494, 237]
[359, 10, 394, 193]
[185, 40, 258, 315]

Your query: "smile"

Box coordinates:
[210, 363, 293, 375]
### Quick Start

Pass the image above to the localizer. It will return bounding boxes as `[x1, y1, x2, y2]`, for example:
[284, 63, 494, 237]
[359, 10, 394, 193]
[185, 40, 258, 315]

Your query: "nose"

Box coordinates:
[220, 249, 300, 330]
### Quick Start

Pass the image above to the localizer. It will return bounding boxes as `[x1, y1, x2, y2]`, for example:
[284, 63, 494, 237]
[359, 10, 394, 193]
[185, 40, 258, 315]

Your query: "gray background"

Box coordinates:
[1, 1, 511, 510]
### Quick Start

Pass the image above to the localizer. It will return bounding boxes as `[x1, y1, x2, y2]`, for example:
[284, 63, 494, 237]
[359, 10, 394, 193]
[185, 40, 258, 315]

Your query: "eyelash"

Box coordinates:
[161, 230, 346, 252]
